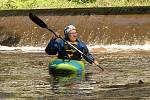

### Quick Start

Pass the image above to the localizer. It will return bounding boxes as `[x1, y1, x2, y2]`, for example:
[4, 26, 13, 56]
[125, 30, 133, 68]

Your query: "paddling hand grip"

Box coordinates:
[83, 54, 104, 71]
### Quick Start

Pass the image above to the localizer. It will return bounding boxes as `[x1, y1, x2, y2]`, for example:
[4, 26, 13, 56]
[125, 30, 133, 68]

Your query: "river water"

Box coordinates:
[0, 48, 150, 99]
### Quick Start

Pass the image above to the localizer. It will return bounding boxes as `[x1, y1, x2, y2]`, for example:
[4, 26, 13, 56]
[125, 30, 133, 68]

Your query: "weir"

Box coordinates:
[0, 7, 150, 47]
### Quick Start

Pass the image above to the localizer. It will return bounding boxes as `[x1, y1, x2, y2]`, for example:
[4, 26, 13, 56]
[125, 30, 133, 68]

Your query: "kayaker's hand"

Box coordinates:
[51, 32, 60, 39]
[93, 60, 99, 66]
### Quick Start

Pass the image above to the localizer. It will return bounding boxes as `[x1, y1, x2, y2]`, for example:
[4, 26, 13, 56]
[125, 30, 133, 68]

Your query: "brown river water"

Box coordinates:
[0, 8, 150, 99]
[0, 51, 150, 100]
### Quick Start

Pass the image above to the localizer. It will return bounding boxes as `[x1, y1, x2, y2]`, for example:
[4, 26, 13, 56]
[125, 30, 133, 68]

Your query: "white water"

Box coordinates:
[0, 46, 45, 53]
[1, 44, 150, 53]
[88, 44, 150, 53]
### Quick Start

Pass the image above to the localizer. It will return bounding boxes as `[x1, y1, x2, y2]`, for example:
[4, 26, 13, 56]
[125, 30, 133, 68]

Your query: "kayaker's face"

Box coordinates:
[68, 30, 78, 42]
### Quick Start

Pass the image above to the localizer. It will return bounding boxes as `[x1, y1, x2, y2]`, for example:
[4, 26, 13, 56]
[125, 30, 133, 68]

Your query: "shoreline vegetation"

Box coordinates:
[0, 0, 150, 10]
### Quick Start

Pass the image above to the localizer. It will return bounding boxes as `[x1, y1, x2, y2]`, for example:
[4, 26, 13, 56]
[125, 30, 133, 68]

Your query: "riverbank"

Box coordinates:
[0, 0, 150, 10]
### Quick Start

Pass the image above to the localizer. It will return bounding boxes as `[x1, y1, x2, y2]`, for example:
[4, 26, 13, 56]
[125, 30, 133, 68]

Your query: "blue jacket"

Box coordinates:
[45, 38, 94, 64]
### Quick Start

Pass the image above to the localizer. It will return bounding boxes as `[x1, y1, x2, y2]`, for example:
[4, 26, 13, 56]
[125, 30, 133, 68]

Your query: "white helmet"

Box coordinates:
[64, 25, 76, 37]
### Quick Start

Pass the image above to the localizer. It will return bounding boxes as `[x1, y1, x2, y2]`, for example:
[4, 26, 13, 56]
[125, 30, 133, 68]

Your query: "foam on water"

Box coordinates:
[89, 44, 150, 53]
[0, 46, 45, 53]
[1, 44, 150, 53]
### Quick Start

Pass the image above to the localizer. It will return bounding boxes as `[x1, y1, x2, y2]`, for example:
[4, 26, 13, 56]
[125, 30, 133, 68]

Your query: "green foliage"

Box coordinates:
[0, 0, 37, 9]
[0, 0, 150, 10]
[68, 0, 96, 3]
[82, 0, 96, 3]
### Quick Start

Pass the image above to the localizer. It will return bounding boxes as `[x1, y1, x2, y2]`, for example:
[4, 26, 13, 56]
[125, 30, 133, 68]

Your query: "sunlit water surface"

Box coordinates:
[0, 46, 150, 99]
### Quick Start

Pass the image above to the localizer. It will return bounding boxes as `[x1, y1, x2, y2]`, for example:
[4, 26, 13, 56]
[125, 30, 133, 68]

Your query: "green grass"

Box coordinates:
[0, 0, 150, 10]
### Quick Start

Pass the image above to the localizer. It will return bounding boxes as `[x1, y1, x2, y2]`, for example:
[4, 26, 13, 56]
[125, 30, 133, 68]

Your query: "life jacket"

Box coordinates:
[58, 41, 82, 60]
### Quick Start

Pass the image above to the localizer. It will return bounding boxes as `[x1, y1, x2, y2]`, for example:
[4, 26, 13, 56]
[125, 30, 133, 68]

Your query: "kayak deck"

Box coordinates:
[49, 59, 85, 78]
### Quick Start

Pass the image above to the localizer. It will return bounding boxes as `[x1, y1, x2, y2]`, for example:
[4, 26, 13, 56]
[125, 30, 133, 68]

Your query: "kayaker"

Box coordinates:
[45, 24, 99, 65]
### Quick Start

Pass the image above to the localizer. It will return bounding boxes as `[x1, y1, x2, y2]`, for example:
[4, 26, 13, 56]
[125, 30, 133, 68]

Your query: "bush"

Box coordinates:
[68, 0, 96, 3]
[81, 0, 96, 3]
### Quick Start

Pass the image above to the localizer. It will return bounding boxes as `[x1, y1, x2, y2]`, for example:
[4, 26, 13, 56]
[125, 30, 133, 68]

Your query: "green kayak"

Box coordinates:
[49, 59, 85, 80]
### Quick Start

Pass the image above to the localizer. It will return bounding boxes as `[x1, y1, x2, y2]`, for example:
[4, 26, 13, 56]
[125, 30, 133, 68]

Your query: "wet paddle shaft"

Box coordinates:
[29, 13, 104, 71]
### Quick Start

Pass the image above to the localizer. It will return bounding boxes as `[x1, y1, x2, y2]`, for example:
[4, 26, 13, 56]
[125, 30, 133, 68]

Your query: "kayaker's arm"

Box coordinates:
[81, 43, 95, 64]
[83, 53, 95, 64]
[80, 42, 100, 66]
[45, 38, 58, 55]
[83, 49, 100, 67]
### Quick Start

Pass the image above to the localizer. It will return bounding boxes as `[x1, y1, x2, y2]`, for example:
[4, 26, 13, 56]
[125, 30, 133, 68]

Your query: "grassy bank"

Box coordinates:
[0, 0, 150, 10]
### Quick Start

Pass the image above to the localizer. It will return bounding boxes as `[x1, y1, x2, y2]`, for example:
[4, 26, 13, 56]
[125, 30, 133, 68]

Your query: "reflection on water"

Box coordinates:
[0, 51, 150, 99]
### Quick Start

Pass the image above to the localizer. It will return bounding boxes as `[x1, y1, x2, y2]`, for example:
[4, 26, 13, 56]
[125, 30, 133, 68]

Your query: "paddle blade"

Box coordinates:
[29, 13, 47, 28]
